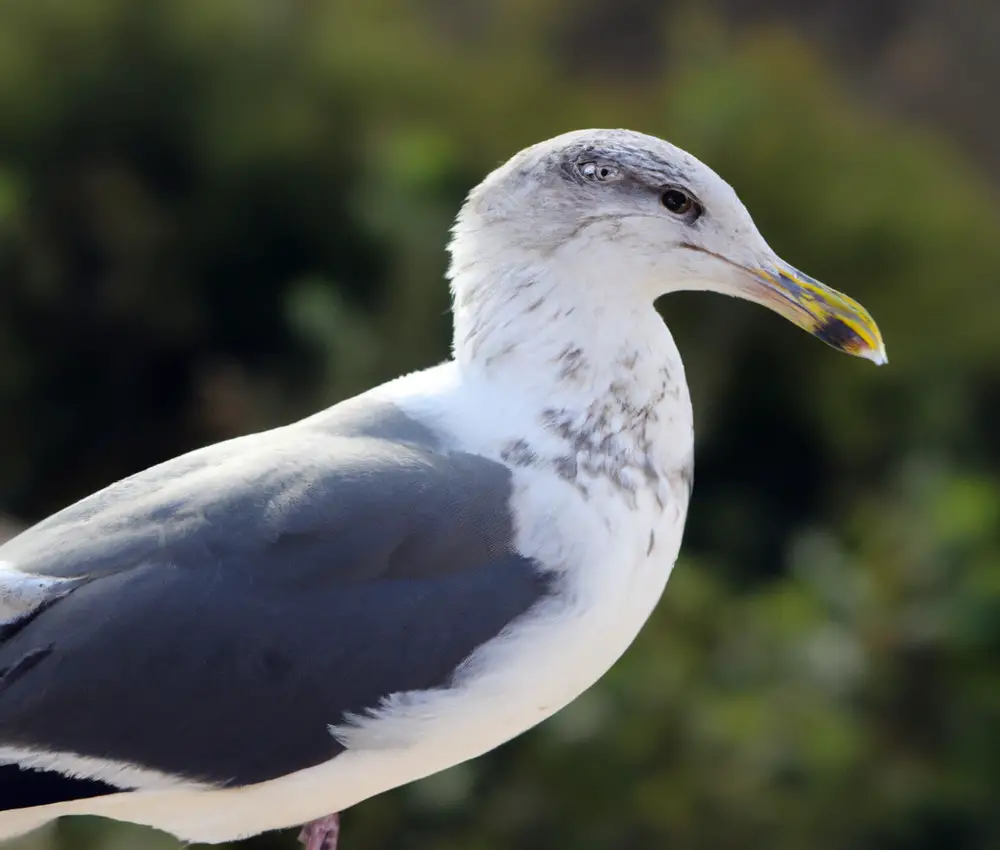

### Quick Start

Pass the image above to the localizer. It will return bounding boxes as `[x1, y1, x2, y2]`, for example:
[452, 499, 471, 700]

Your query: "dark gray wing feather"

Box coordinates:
[0, 399, 551, 790]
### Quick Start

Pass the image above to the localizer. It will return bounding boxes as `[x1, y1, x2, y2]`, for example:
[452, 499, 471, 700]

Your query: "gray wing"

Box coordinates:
[0, 398, 551, 790]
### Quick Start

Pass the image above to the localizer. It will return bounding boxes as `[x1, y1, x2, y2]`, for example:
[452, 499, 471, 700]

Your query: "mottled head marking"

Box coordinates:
[457, 129, 713, 237]
[556, 131, 697, 193]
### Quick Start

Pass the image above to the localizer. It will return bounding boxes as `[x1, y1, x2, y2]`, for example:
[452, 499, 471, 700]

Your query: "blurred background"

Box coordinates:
[1, 0, 999, 848]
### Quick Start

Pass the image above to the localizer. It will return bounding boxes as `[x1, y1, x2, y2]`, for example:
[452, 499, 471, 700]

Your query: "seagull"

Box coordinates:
[0, 129, 885, 850]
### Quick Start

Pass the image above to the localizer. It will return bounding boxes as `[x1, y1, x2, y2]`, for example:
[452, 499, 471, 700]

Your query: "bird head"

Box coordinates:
[451, 128, 886, 365]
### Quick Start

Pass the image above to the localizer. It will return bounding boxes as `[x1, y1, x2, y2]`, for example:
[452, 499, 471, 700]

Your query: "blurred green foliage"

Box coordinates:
[0, 2, 998, 850]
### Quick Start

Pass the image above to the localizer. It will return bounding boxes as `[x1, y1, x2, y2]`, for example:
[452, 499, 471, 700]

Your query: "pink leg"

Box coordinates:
[298, 813, 340, 850]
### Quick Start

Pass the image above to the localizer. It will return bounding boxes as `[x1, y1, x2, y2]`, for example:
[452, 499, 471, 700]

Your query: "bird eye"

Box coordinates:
[579, 161, 621, 183]
[661, 189, 699, 218]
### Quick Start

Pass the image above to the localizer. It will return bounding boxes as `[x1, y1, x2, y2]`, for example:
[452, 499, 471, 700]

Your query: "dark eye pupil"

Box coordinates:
[661, 189, 691, 213]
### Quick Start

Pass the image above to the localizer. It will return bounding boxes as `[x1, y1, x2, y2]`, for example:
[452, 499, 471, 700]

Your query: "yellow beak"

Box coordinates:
[748, 262, 887, 364]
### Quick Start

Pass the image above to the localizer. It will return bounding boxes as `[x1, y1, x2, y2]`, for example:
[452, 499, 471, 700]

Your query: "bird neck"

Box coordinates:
[449, 255, 689, 430]
[448, 257, 694, 508]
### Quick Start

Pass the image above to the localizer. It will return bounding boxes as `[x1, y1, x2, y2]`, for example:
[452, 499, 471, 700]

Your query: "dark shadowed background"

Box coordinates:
[1, 1, 999, 849]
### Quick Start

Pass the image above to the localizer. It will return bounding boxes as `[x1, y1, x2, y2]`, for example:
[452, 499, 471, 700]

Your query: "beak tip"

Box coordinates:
[861, 346, 888, 366]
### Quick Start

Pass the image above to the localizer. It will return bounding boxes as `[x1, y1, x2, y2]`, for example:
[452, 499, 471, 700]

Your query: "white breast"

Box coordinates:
[327, 358, 694, 769]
